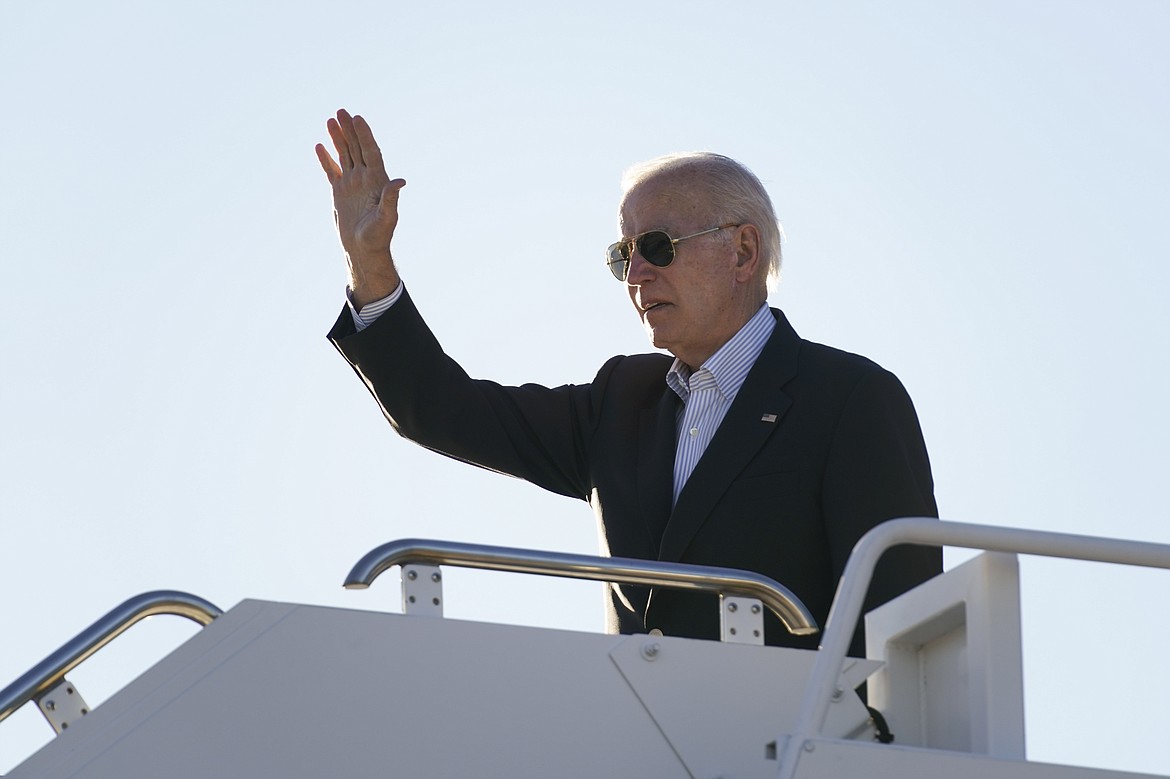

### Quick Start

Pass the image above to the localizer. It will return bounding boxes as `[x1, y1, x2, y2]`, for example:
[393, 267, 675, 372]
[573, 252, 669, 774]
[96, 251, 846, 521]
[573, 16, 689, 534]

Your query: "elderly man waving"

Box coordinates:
[319, 109, 940, 656]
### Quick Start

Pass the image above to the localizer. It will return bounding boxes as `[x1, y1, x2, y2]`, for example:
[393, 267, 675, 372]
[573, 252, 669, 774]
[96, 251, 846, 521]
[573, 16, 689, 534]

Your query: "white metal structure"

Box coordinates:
[2, 519, 1168, 779]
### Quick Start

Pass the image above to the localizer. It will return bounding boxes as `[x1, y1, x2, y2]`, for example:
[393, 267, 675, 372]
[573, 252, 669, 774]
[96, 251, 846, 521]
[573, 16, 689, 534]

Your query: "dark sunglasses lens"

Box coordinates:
[607, 242, 630, 281]
[638, 231, 674, 267]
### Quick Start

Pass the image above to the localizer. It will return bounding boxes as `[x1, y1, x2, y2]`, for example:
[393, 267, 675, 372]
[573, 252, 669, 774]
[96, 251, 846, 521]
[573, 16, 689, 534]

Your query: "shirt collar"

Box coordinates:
[666, 304, 775, 403]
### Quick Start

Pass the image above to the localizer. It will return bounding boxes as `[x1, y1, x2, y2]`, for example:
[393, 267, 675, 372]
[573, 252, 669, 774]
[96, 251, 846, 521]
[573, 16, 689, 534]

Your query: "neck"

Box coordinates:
[676, 301, 768, 371]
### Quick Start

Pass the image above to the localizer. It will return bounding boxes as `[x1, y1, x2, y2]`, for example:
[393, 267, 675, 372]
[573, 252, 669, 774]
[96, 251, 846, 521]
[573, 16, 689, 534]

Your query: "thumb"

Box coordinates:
[378, 178, 407, 224]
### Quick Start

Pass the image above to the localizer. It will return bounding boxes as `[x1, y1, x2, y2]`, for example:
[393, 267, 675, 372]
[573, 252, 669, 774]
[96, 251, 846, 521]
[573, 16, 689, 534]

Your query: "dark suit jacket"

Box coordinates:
[329, 289, 940, 656]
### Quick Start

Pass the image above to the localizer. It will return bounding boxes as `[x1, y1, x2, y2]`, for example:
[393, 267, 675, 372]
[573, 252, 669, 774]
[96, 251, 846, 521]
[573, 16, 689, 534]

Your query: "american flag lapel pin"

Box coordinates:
[761, 413, 778, 423]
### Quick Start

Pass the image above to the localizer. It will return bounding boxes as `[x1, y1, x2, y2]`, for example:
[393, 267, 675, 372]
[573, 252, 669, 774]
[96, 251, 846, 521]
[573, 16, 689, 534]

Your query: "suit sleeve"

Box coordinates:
[327, 289, 604, 502]
[821, 367, 942, 654]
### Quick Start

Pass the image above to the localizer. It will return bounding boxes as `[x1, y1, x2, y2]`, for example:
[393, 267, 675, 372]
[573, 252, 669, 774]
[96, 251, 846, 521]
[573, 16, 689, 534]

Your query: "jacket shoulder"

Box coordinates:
[799, 338, 885, 376]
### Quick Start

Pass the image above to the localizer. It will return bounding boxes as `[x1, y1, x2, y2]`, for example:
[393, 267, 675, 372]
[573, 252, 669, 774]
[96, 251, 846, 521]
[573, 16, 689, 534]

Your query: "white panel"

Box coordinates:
[9, 602, 688, 779]
[793, 738, 1163, 779]
[608, 635, 877, 779]
[921, 623, 970, 752]
[865, 552, 1025, 758]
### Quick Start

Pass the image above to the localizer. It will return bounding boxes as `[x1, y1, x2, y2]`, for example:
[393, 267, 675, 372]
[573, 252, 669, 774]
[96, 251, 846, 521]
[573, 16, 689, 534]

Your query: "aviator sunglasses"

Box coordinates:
[606, 224, 741, 281]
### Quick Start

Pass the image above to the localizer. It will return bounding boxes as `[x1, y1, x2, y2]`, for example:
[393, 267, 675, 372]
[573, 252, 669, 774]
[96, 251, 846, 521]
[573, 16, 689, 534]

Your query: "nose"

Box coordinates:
[624, 246, 656, 286]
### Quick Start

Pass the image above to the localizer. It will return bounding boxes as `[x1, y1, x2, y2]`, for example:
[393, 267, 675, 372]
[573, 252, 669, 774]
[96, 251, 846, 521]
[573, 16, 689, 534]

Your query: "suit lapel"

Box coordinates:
[657, 309, 802, 563]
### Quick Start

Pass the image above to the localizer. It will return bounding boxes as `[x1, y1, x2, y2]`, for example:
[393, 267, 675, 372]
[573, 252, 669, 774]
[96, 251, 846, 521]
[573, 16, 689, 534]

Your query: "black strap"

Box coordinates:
[866, 705, 895, 744]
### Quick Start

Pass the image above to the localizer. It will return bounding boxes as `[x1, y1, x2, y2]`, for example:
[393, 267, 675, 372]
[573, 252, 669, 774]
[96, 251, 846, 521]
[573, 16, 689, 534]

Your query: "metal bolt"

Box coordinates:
[727, 601, 738, 613]
[730, 627, 738, 635]
[751, 604, 761, 614]
[831, 687, 843, 701]
[803, 742, 816, 753]
[753, 629, 761, 638]
[406, 569, 417, 580]
[431, 572, 441, 582]
[408, 595, 416, 603]
[432, 597, 440, 606]
[44, 700, 56, 712]
[641, 641, 661, 660]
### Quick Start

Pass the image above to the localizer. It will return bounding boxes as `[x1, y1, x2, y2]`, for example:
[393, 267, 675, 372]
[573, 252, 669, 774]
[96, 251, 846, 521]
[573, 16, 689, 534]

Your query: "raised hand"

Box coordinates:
[315, 109, 407, 307]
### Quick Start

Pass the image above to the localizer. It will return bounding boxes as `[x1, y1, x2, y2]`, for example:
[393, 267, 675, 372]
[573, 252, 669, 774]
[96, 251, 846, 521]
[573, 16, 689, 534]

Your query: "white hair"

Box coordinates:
[621, 152, 784, 291]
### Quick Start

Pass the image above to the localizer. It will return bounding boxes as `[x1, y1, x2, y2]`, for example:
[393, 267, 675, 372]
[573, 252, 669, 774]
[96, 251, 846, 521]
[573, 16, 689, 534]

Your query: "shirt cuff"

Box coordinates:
[347, 282, 404, 332]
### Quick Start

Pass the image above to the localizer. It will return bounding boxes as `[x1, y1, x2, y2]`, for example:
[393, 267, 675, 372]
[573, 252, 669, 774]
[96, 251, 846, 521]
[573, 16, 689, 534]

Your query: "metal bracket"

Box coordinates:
[720, 595, 765, 645]
[401, 564, 444, 617]
[34, 678, 90, 733]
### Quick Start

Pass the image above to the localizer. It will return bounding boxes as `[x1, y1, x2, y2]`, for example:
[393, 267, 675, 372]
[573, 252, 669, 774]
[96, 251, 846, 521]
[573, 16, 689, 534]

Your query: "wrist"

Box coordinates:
[347, 252, 400, 308]
[349, 278, 400, 308]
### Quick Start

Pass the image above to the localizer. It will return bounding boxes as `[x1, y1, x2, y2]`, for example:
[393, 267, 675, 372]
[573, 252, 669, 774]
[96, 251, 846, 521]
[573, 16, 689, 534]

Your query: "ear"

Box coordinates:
[732, 224, 762, 284]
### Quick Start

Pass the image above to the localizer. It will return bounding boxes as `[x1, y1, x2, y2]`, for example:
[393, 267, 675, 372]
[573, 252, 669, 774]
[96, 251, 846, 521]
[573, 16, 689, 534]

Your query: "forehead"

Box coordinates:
[619, 174, 713, 235]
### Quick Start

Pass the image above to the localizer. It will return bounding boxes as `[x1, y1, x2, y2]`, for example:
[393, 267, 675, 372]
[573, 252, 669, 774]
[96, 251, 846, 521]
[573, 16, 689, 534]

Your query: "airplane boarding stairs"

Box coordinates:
[2, 518, 1168, 778]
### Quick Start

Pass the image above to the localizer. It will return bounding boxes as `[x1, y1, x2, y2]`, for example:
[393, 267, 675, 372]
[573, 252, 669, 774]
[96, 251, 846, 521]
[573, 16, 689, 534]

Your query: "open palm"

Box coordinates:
[315, 109, 406, 305]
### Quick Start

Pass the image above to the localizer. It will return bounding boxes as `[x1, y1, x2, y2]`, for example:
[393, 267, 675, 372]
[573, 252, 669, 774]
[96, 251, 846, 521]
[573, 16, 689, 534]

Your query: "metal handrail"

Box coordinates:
[777, 517, 1170, 779]
[343, 538, 818, 636]
[0, 590, 222, 726]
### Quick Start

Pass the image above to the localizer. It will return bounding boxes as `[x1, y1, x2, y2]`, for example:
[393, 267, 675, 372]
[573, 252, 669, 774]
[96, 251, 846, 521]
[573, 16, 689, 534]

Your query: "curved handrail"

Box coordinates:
[0, 590, 222, 726]
[344, 538, 818, 636]
[778, 518, 1170, 779]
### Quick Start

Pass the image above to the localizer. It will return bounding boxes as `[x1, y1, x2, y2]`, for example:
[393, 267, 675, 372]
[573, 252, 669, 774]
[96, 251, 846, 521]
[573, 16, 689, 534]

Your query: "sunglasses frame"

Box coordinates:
[606, 223, 741, 281]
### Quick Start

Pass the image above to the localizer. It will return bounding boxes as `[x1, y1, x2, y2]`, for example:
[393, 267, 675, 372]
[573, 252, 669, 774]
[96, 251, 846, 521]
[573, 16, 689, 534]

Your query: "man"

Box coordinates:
[318, 109, 940, 656]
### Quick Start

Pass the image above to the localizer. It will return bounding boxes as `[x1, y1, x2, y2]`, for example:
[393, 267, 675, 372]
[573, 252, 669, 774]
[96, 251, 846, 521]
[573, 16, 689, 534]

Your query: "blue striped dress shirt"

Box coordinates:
[349, 284, 402, 331]
[666, 304, 775, 505]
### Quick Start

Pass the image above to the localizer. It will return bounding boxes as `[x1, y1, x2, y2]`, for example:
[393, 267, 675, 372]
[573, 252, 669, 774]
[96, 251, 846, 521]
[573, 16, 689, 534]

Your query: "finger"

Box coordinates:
[314, 143, 342, 184]
[352, 114, 385, 172]
[336, 109, 365, 167]
[326, 116, 352, 170]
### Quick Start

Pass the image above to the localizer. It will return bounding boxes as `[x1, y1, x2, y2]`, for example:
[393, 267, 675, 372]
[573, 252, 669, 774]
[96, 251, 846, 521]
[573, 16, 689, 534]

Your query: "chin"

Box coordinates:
[642, 324, 664, 349]
[647, 335, 675, 356]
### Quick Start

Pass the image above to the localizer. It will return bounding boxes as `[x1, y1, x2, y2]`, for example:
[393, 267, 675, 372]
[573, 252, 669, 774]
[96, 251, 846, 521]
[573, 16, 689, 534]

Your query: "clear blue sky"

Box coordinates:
[2, 1, 1167, 774]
